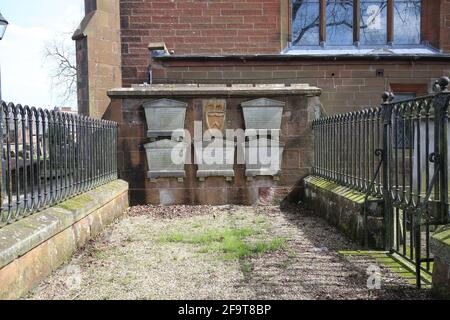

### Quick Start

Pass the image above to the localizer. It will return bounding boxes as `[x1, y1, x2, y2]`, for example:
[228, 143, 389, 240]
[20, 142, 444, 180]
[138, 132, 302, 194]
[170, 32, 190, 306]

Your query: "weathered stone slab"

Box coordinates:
[241, 98, 285, 131]
[144, 139, 188, 179]
[241, 138, 284, 177]
[431, 226, 450, 299]
[194, 140, 235, 178]
[143, 98, 187, 138]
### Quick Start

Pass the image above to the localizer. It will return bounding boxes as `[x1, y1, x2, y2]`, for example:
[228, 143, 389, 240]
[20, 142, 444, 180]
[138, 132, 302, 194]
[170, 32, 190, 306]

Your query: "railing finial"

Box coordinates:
[438, 76, 449, 92]
[382, 91, 394, 104]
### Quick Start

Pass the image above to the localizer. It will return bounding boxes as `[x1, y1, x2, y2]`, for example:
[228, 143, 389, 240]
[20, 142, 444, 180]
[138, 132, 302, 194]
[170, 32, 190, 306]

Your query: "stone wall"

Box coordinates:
[73, 0, 122, 118]
[0, 180, 129, 299]
[120, 0, 283, 86]
[303, 176, 385, 249]
[119, 0, 450, 93]
[105, 84, 321, 206]
[431, 226, 450, 299]
[72, 0, 450, 117]
[150, 56, 450, 115]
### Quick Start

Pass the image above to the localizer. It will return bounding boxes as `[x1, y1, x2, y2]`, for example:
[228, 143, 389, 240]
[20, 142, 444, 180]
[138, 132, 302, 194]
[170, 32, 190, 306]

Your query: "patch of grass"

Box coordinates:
[159, 226, 286, 261]
[160, 233, 184, 243]
[206, 236, 286, 261]
[191, 227, 258, 245]
[159, 227, 259, 244]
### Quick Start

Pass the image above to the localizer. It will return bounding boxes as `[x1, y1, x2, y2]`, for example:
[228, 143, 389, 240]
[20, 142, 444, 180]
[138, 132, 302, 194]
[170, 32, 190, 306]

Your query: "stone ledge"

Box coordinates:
[431, 225, 450, 299]
[0, 180, 129, 299]
[107, 83, 322, 98]
[303, 175, 384, 249]
[432, 226, 450, 264]
[0, 180, 128, 270]
[304, 176, 380, 205]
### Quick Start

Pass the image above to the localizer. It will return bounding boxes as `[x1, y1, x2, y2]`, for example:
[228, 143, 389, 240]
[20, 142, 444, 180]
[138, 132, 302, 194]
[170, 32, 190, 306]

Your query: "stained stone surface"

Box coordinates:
[143, 98, 187, 138]
[241, 138, 284, 177]
[195, 140, 235, 178]
[241, 98, 285, 130]
[144, 140, 188, 179]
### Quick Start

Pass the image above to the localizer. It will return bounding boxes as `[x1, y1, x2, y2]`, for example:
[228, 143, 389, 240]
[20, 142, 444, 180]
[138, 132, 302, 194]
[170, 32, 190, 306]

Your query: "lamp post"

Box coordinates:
[0, 11, 9, 101]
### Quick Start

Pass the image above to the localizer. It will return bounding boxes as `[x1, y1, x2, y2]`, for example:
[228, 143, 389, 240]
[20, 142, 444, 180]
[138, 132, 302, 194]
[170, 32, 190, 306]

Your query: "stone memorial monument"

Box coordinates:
[143, 98, 187, 140]
[241, 98, 285, 179]
[143, 98, 188, 181]
[194, 139, 235, 181]
[144, 139, 188, 181]
[194, 99, 236, 180]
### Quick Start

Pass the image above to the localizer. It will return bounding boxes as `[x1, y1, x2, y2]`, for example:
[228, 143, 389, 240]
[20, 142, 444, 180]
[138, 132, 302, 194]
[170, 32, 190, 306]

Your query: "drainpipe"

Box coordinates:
[148, 65, 153, 85]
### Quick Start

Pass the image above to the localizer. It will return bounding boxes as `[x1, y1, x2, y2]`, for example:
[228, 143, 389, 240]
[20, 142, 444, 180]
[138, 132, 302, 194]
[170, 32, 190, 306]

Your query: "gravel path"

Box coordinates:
[27, 205, 431, 300]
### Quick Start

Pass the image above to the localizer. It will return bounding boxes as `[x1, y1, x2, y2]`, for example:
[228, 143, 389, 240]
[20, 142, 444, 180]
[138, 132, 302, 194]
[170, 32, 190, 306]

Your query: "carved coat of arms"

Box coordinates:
[204, 100, 226, 133]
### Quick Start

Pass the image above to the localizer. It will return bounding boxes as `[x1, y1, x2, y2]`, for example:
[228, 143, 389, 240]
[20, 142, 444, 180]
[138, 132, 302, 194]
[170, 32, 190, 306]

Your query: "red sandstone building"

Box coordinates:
[73, 0, 450, 205]
[74, 0, 450, 117]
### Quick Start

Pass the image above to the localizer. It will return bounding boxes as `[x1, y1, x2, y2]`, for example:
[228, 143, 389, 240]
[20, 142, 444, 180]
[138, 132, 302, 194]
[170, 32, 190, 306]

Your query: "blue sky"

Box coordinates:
[0, 0, 84, 109]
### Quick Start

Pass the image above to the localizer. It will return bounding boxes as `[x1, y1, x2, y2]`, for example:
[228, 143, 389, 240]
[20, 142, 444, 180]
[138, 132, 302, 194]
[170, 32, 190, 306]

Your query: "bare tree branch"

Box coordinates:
[42, 32, 77, 108]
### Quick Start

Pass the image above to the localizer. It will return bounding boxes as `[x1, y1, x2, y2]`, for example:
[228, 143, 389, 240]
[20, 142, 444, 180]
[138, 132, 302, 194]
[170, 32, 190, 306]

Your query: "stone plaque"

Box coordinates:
[203, 100, 226, 134]
[241, 98, 285, 130]
[194, 140, 235, 179]
[143, 99, 187, 138]
[144, 139, 188, 179]
[241, 138, 284, 177]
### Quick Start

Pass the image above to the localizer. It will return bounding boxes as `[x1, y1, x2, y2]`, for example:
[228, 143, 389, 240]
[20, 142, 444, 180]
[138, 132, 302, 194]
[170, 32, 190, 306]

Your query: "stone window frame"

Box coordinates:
[282, 0, 433, 50]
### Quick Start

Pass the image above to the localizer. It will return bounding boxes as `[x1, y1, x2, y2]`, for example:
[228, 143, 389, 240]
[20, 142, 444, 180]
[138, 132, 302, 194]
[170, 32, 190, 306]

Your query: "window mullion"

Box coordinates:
[353, 0, 361, 45]
[387, 0, 394, 44]
[320, 0, 326, 45]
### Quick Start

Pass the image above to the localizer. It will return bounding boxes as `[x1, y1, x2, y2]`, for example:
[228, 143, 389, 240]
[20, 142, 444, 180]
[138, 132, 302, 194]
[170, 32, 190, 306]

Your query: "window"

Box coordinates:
[360, 1, 387, 45]
[291, 0, 422, 47]
[292, 0, 320, 46]
[326, 0, 354, 45]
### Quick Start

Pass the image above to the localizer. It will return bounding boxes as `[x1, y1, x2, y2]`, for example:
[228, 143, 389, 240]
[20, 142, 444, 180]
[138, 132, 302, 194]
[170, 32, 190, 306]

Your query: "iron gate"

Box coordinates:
[312, 76, 450, 288]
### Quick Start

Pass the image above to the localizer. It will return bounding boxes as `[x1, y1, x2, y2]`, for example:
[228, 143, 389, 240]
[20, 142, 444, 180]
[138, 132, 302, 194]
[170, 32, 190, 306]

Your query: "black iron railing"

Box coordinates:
[0, 101, 118, 228]
[312, 77, 450, 287]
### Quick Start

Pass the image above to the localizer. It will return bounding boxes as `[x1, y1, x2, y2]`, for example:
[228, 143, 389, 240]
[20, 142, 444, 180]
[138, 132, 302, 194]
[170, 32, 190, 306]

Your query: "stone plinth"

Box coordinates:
[107, 83, 322, 205]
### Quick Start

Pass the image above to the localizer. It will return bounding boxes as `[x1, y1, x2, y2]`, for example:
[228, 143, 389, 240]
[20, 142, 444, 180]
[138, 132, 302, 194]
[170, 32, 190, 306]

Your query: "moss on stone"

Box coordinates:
[432, 225, 450, 246]
[338, 250, 432, 287]
[56, 194, 94, 211]
[305, 176, 380, 204]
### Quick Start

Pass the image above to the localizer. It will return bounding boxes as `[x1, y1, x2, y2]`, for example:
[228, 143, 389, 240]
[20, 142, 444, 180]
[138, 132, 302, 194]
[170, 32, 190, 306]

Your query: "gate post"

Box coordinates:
[381, 92, 394, 251]
[434, 77, 450, 223]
